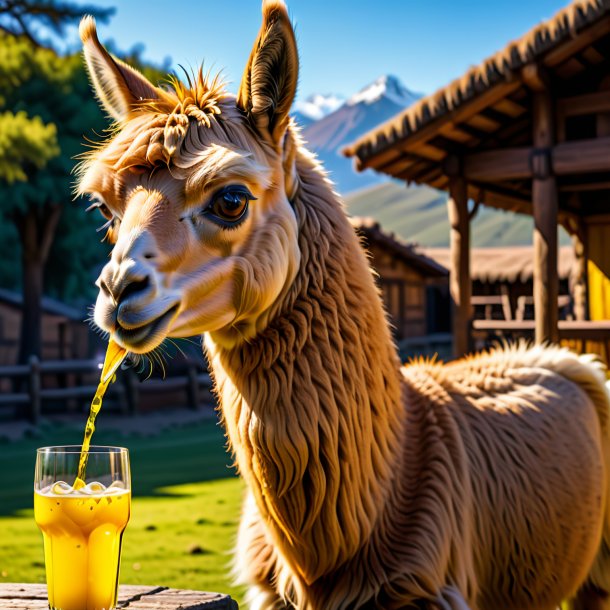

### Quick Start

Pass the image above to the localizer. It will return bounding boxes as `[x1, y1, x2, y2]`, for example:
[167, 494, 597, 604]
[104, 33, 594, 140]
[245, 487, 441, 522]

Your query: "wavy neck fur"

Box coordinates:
[206, 149, 404, 585]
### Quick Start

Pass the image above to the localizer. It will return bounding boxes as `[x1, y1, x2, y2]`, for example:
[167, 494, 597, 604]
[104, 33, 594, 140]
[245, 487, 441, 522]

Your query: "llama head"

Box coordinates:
[77, 0, 302, 353]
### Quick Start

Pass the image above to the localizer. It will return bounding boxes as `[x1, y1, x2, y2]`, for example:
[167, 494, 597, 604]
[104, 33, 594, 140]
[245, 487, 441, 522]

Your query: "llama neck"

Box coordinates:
[206, 152, 404, 583]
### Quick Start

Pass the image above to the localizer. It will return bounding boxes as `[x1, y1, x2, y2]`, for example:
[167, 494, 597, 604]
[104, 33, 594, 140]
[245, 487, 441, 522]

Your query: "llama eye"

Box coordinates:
[205, 186, 255, 226]
[128, 165, 149, 175]
[86, 196, 113, 221]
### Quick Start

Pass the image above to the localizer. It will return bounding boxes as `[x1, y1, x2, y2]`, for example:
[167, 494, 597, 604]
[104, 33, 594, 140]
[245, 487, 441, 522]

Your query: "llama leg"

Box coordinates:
[234, 493, 288, 609]
[246, 585, 290, 610]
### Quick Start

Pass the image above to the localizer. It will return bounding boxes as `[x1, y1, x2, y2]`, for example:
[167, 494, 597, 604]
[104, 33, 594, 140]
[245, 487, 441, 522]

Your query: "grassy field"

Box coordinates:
[344, 181, 572, 248]
[0, 415, 246, 604]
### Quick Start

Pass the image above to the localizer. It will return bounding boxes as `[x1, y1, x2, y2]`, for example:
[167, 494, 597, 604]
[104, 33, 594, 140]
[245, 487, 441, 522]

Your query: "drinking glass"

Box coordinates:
[34, 446, 131, 610]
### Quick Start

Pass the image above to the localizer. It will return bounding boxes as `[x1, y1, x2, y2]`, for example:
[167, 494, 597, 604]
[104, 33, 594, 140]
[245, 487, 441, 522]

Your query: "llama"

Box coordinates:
[77, 3, 610, 608]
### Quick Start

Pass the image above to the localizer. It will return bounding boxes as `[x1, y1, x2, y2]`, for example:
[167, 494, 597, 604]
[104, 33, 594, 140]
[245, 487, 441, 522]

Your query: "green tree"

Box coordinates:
[0, 2, 169, 364]
[0, 31, 108, 362]
[0, 0, 113, 48]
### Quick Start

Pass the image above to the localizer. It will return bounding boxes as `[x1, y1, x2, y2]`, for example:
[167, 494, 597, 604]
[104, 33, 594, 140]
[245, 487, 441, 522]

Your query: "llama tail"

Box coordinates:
[572, 376, 610, 607]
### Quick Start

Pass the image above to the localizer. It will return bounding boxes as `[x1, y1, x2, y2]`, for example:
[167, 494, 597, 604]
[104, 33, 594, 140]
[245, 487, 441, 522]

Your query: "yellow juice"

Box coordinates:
[34, 486, 131, 610]
[75, 340, 127, 487]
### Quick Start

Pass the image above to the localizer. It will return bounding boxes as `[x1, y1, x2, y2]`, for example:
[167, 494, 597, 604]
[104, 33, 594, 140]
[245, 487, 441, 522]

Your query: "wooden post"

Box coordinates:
[123, 369, 139, 416]
[187, 363, 200, 411]
[565, 214, 588, 322]
[532, 88, 559, 343]
[448, 174, 471, 357]
[28, 355, 41, 424]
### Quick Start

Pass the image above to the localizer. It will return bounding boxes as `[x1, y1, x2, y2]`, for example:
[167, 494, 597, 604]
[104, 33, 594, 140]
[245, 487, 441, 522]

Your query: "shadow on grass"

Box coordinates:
[0, 414, 237, 517]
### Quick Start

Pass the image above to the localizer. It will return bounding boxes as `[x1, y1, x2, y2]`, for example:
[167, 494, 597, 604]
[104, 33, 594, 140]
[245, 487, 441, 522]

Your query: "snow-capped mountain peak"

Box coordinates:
[293, 93, 346, 121]
[295, 75, 422, 193]
[347, 74, 420, 108]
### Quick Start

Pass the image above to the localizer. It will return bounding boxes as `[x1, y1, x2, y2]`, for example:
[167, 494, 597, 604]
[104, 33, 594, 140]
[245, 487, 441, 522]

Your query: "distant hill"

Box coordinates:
[344, 181, 571, 248]
[295, 75, 421, 194]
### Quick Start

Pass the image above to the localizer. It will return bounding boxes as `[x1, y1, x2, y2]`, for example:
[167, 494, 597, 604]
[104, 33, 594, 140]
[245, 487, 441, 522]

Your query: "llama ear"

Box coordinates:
[237, 0, 298, 145]
[79, 16, 159, 122]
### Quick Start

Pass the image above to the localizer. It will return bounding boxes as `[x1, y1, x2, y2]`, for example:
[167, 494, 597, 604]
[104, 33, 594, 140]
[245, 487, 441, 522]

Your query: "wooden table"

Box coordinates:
[0, 583, 238, 609]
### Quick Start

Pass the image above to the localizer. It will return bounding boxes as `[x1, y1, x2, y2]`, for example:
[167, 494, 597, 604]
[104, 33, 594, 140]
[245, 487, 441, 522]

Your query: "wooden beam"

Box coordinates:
[553, 137, 610, 175]
[463, 147, 531, 181]
[564, 214, 589, 321]
[556, 91, 610, 120]
[492, 98, 527, 118]
[358, 81, 523, 171]
[460, 137, 610, 182]
[532, 89, 559, 344]
[448, 175, 471, 357]
[554, 57, 587, 79]
[560, 180, 610, 192]
[465, 113, 502, 132]
[543, 17, 610, 67]
[403, 142, 446, 161]
[581, 45, 606, 65]
[376, 153, 420, 176]
[597, 76, 610, 138]
[521, 64, 549, 92]
[353, 146, 401, 172]
[438, 123, 474, 144]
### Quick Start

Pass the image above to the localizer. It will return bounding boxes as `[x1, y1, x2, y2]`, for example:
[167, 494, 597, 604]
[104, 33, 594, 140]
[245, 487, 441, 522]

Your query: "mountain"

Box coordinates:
[293, 93, 345, 128]
[344, 181, 571, 248]
[293, 76, 571, 249]
[295, 75, 421, 194]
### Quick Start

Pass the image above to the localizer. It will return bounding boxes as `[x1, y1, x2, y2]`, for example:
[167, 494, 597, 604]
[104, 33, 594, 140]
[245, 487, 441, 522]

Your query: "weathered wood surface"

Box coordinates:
[472, 319, 610, 341]
[532, 87, 559, 345]
[448, 174, 472, 358]
[0, 583, 238, 609]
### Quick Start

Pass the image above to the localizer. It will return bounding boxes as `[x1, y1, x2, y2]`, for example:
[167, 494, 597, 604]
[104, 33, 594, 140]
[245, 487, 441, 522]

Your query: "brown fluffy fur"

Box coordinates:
[77, 3, 610, 608]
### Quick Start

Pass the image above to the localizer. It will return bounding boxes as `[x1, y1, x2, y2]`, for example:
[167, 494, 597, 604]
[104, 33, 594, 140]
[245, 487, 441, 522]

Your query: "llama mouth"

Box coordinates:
[113, 304, 179, 353]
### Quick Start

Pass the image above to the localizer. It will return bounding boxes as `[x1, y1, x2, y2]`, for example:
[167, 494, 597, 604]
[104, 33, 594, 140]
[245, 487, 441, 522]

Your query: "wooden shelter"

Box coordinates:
[425, 246, 575, 323]
[350, 217, 449, 340]
[0, 288, 89, 365]
[344, 0, 610, 357]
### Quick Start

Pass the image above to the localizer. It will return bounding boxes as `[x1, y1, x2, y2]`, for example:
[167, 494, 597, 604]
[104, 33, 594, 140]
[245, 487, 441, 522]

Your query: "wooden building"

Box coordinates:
[351, 217, 449, 341]
[0, 288, 89, 365]
[425, 246, 575, 322]
[344, 0, 610, 357]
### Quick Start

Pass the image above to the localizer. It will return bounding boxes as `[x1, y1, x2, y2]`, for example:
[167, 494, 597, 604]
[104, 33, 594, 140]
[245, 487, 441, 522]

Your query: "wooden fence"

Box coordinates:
[0, 357, 212, 423]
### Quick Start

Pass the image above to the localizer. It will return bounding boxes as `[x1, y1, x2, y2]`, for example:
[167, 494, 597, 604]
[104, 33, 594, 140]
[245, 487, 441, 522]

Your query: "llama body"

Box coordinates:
[77, 2, 610, 608]
[209, 148, 610, 610]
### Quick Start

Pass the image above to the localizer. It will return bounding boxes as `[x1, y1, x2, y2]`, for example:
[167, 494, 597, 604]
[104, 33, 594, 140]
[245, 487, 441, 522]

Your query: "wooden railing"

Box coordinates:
[472, 319, 610, 363]
[0, 357, 212, 423]
[398, 333, 453, 362]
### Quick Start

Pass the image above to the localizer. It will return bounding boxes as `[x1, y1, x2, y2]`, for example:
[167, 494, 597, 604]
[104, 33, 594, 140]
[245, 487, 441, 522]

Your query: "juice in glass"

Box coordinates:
[34, 446, 131, 610]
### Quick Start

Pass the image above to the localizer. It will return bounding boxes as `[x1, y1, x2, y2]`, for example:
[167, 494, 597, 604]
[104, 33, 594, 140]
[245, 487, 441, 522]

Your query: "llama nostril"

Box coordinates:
[118, 276, 151, 303]
[143, 252, 155, 260]
[100, 279, 112, 297]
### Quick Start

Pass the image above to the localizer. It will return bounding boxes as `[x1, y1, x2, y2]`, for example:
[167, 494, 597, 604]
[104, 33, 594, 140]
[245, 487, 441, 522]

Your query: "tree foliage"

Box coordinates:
[0, 1, 168, 361]
[0, 0, 113, 48]
[0, 27, 111, 295]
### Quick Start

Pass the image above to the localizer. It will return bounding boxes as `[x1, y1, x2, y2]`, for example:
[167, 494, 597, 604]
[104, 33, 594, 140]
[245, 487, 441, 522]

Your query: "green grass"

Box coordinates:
[344, 181, 572, 248]
[0, 416, 247, 604]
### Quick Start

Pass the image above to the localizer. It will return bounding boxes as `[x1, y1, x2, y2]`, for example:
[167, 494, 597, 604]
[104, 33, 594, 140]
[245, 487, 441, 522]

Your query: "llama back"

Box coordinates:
[401, 342, 610, 607]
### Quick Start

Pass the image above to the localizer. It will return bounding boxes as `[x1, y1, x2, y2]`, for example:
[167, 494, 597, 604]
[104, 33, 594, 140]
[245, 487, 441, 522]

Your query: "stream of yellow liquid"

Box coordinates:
[74, 339, 127, 488]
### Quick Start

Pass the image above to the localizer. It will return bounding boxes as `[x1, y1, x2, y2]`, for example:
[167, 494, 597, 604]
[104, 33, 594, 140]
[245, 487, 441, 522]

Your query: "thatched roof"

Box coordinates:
[343, 0, 610, 174]
[350, 217, 448, 277]
[424, 246, 575, 283]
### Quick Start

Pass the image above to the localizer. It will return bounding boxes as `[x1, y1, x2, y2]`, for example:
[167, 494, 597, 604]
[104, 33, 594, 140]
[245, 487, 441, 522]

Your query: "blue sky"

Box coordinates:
[81, 0, 570, 102]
